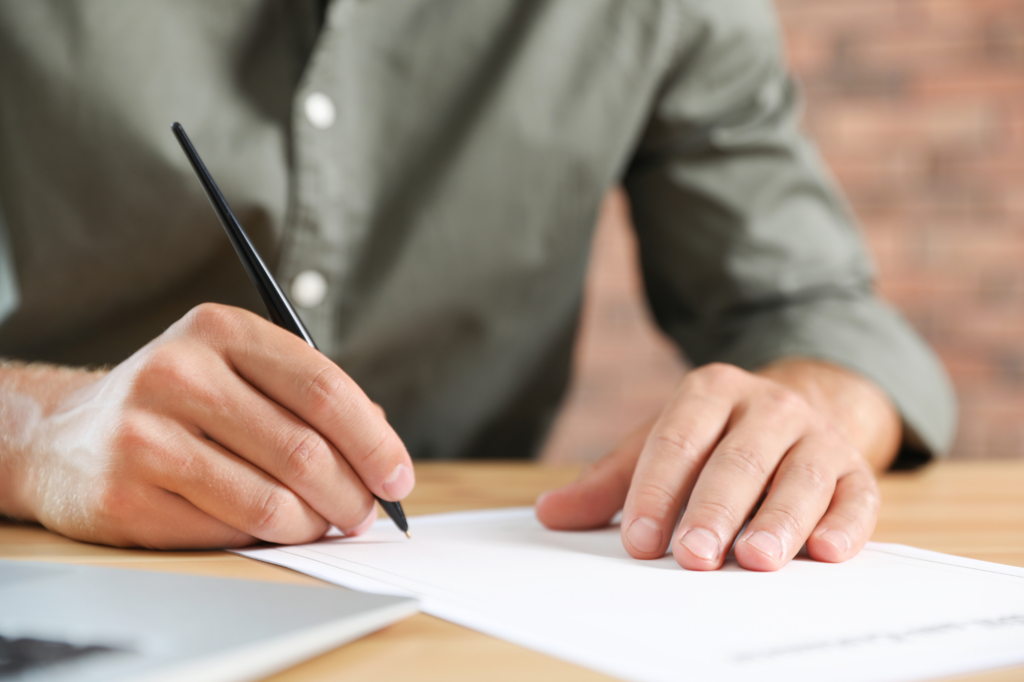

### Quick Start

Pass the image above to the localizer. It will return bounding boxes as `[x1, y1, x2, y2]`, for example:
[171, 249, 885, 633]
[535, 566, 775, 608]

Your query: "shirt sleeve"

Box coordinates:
[622, 0, 956, 461]
[0, 205, 18, 329]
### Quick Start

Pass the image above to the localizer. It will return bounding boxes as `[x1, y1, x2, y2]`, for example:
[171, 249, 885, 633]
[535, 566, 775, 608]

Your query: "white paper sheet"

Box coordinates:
[236, 508, 1024, 682]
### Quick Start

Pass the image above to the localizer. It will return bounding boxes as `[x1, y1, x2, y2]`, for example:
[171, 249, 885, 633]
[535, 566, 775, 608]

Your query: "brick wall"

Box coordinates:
[780, 0, 1024, 460]
[541, 0, 1024, 463]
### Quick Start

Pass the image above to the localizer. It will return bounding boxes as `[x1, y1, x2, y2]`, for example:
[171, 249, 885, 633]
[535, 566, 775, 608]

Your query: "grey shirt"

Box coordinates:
[0, 0, 956, 461]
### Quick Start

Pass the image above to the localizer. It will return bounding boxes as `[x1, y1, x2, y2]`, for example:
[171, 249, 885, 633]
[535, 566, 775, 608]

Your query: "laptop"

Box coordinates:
[0, 560, 417, 681]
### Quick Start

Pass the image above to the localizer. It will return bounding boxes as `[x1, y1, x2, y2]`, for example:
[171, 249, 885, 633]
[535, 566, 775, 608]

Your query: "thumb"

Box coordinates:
[535, 420, 653, 530]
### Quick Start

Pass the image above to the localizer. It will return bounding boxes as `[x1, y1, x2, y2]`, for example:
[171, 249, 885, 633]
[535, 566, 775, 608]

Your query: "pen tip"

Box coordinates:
[405, 530, 412, 539]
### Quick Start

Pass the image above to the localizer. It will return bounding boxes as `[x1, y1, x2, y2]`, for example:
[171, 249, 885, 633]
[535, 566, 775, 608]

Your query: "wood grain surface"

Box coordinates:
[2, 461, 1022, 682]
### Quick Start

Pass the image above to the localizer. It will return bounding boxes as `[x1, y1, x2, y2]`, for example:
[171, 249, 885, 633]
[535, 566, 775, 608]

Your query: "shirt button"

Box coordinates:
[304, 92, 336, 130]
[291, 270, 328, 308]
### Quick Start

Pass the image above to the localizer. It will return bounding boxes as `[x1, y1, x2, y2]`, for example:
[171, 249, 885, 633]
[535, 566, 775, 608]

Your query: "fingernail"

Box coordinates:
[819, 529, 850, 555]
[744, 530, 784, 561]
[382, 463, 414, 499]
[626, 517, 663, 554]
[622, 516, 663, 552]
[535, 491, 552, 507]
[679, 527, 721, 561]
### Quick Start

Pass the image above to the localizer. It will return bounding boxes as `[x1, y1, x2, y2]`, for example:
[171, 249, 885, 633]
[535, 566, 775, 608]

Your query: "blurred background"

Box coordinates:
[540, 0, 1024, 464]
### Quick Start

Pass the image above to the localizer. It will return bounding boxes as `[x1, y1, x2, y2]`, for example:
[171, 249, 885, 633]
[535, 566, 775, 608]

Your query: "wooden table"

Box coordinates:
[3, 460, 1024, 681]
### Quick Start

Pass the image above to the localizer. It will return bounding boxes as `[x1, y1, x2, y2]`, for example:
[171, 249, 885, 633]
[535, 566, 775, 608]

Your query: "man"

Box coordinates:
[0, 0, 954, 571]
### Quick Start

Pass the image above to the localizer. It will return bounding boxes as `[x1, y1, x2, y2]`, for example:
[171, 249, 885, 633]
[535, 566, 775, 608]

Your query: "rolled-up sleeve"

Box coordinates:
[623, 0, 956, 460]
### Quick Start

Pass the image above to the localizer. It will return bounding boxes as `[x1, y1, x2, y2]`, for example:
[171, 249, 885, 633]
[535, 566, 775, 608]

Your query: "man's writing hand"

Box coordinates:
[1, 303, 413, 549]
[535, 361, 901, 571]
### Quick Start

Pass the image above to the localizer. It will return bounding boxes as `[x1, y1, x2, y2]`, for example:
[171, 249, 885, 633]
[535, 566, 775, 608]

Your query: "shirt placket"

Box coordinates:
[277, 0, 361, 359]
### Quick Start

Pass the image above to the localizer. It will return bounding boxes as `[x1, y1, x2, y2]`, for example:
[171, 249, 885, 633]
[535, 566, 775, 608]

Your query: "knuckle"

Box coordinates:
[688, 497, 742, 529]
[715, 443, 769, 480]
[761, 503, 804, 538]
[108, 417, 196, 482]
[280, 427, 328, 485]
[820, 472, 880, 536]
[303, 365, 347, 420]
[132, 347, 202, 401]
[784, 458, 834, 493]
[691, 362, 743, 389]
[632, 480, 684, 518]
[649, 429, 704, 465]
[764, 385, 808, 418]
[750, 379, 811, 424]
[108, 414, 159, 458]
[183, 302, 240, 339]
[250, 486, 295, 538]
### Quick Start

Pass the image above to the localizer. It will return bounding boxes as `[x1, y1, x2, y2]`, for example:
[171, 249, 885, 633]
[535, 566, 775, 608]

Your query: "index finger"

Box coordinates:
[619, 375, 735, 560]
[199, 306, 415, 502]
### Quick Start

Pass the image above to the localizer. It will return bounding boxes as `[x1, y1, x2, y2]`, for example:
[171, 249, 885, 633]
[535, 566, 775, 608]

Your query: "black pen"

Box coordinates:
[171, 122, 410, 539]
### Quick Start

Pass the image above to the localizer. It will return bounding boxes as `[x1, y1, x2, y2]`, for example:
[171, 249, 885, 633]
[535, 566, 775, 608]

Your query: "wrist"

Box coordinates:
[755, 358, 902, 472]
[0, 361, 106, 520]
[0, 386, 42, 520]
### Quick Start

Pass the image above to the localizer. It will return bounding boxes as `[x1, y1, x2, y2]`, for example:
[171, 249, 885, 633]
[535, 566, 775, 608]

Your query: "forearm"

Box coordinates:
[0, 360, 106, 519]
[756, 358, 902, 472]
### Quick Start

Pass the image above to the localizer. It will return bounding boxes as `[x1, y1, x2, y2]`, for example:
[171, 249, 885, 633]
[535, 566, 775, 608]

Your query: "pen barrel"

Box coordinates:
[170, 122, 317, 349]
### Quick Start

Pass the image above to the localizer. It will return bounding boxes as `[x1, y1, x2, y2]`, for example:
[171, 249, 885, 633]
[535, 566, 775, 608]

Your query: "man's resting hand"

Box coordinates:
[536, 360, 902, 571]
